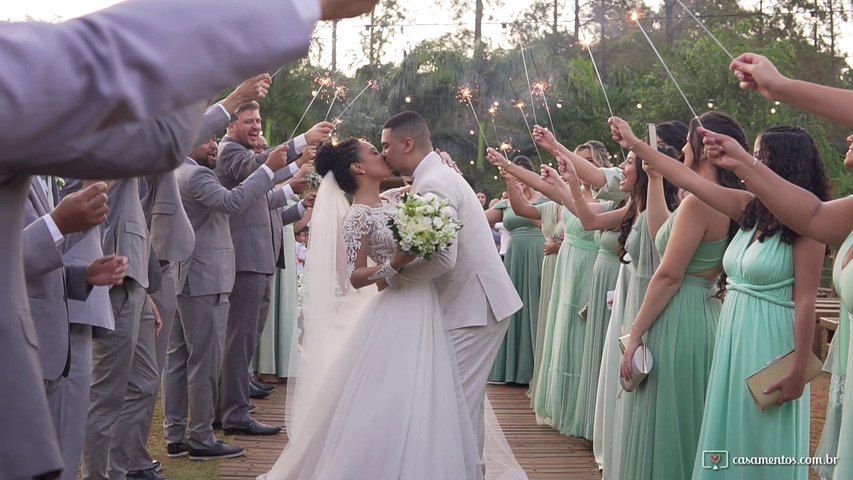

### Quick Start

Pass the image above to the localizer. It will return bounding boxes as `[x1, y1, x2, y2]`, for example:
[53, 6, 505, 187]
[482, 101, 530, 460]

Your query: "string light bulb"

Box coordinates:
[469, 129, 475, 135]
[707, 98, 715, 109]
[404, 95, 412, 104]
[652, 17, 662, 30]
[556, 100, 564, 109]
[636, 102, 643, 109]
[770, 107, 777, 114]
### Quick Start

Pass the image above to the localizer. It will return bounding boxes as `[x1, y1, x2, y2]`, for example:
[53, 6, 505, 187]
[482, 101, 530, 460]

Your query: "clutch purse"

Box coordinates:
[745, 350, 823, 411]
[618, 333, 653, 392]
[578, 302, 588, 321]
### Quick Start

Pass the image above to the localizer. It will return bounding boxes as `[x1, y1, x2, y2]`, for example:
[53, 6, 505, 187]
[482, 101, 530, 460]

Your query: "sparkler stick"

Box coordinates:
[289, 76, 332, 141]
[324, 85, 348, 122]
[633, 11, 703, 127]
[335, 80, 378, 120]
[457, 86, 490, 149]
[582, 40, 626, 160]
[515, 100, 544, 165]
[675, 0, 735, 61]
[532, 82, 556, 133]
[520, 47, 538, 125]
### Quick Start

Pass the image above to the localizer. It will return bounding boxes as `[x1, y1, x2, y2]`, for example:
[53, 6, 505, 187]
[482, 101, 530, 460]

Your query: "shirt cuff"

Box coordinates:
[42, 214, 65, 246]
[288, 163, 299, 175]
[297, 202, 307, 215]
[283, 185, 295, 198]
[294, 134, 308, 154]
[260, 164, 274, 179]
[292, 0, 322, 27]
[217, 103, 230, 119]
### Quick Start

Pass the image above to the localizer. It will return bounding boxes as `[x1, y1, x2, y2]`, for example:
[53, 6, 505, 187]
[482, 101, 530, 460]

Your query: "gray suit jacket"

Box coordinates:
[22, 178, 90, 380]
[103, 178, 151, 288]
[0, 0, 316, 157]
[193, 103, 232, 148]
[139, 172, 195, 264]
[64, 225, 115, 332]
[177, 159, 275, 297]
[214, 136, 300, 274]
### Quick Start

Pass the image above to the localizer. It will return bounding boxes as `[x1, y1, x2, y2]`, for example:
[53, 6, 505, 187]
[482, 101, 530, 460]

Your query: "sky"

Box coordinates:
[5, 0, 852, 73]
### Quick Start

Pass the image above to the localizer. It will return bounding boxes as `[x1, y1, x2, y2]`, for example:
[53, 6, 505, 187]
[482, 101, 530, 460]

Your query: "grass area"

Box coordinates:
[146, 395, 225, 479]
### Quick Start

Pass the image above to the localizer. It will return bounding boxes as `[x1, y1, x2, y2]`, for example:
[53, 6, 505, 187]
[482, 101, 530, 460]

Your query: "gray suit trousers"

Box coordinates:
[59, 323, 93, 480]
[82, 280, 150, 480]
[163, 288, 229, 448]
[250, 275, 276, 375]
[221, 271, 269, 427]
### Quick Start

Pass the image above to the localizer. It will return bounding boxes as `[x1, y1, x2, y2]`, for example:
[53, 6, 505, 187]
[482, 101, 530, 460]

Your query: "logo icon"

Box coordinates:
[702, 450, 729, 470]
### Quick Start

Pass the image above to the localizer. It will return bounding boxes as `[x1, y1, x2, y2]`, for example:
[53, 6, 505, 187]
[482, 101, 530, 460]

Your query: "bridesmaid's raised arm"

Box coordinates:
[533, 125, 608, 188]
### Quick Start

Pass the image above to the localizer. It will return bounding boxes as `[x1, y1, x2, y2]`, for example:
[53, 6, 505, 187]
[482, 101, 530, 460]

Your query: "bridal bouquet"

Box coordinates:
[388, 192, 461, 259]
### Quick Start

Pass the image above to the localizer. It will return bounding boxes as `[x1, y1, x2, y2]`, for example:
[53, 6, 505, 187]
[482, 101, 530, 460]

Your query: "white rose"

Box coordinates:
[422, 193, 438, 203]
[432, 217, 444, 228]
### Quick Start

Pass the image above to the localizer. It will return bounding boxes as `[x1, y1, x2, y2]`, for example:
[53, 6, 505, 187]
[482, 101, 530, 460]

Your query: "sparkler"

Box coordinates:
[324, 85, 349, 122]
[289, 76, 332, 141]
[675, 0, 735, 61]
[582, 39, 626, 160]
[515, 100, 544, 165]
[457, 85, 490, 149]
[633, 11, 702, 127]
[336, 80, 379, 120]
[520, 47, 538, 125]
[532, 81, 556, 133]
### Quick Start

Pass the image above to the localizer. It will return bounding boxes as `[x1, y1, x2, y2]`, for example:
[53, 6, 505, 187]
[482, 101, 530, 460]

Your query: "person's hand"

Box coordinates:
[556, 155, 578, 184]
[263, 144, 290, 172]
[697, 127, 754, 173]
[376, 277, 389, 291]
[539, 164, 562, 186]
[288, 177, 309, 195]
[301, 144, 318, 162]
[436, 149, 462, 175]
[499, 168, 515, 182]
[620, 333, 644, 382]
[608, 117, 640, 149]
[730, 53, 789, 101]
[544, 237, 560, 255]
[305, 121, 336, 145]
[294, 160, 315, 181]
[390, 247, 416, 271]
[320, 0, 380, 21]
[486, 148, 510, 168]
[85, 255, 127, 286]
[146, 296, 163, 337]
[301, 192, 317, 209]
[642, 159, 662, 180]
[764, 366, 807, 406]
[223, 74, 271, 112]
[533, 125, 558, 152]
[50, 182, 109, 235]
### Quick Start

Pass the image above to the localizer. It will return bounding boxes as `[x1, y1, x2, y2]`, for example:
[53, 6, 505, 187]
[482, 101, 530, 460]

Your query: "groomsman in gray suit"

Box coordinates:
[215, 104, 330, 435]
[164, 135, 293, 459]
[0, 1, 378, 476]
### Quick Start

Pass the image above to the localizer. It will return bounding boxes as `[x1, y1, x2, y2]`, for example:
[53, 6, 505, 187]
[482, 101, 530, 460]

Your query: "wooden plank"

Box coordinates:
[216, 383, 597, 479]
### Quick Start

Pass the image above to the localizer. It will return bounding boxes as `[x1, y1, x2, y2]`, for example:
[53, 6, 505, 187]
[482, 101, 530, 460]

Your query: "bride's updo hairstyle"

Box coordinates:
[315, 137, 362, 194]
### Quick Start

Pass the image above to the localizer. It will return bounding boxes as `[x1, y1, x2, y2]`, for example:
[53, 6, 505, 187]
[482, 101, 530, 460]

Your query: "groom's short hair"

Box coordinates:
[383, 111, 431, 146]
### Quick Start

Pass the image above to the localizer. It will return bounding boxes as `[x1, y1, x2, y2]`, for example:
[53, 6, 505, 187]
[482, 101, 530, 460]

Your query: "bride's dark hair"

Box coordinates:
[315, 138, 361, 194]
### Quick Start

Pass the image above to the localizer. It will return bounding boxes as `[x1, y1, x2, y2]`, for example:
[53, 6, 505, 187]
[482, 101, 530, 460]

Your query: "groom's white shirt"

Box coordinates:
[389, 152, 521, 328]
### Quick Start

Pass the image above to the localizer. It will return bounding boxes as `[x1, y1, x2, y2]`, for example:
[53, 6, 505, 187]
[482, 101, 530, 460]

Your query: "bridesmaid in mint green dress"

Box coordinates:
[486, 156, 547, 384]
[613, 120, 829, 480]
[609, 113, 752, 480]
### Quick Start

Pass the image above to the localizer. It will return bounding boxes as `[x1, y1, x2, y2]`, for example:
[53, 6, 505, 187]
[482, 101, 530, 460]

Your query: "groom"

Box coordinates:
[381, 112, 522, 477]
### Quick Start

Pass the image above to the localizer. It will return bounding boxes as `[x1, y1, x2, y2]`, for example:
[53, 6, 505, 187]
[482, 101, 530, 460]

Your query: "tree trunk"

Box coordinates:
[829, 0, 837, 75]
[369, 8, 376, 65]
[331, 20, 338, 72]
[665, 0, 675, 45]
[574, 0, 580, 40]
[553, 0, 558, 35]
[598, 0, 607, 74]
[474, 0, 484, 62]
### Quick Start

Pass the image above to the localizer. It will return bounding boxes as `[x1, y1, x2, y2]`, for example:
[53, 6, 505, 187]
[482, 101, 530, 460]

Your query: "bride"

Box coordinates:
[259, 137, 480, 480]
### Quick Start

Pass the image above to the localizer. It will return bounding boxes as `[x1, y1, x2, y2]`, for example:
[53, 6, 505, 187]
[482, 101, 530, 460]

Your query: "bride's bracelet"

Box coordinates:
[368, 260, 399, 281]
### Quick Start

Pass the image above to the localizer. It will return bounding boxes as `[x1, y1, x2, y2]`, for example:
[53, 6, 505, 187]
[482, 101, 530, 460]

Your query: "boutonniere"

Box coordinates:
[55, 177, 66, 189]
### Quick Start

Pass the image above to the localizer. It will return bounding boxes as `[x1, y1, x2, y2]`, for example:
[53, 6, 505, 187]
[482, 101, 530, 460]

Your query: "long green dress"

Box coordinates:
[829, 229, 853, 479]
[533, 202, 612, 432]
[595, 212, 660, 477]
[254, 202, 299, 377]
[530, 201, 564, 400]
[691, 228, 808, 480]
[571, 228, 621, 439]
[489, 196, 547, 384]
[814, 291, 848, 480]
[620, 209, 726, 480]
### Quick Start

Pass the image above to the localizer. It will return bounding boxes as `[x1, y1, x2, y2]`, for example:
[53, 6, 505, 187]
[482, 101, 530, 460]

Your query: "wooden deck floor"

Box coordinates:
[216, 383, 598, 480]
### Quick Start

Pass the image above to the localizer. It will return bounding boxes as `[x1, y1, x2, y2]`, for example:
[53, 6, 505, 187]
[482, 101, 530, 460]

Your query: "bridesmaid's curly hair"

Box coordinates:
[740, 126, 831, 245]
[315, 138, 362, 194]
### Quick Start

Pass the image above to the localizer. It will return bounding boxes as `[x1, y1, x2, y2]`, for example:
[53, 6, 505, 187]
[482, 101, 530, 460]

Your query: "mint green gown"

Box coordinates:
[596, 212, 660, 478]
[829, 229, 853, 480]
[620, 209, 726, 480]
[691, 228, 808, 479]
[489, 197, 547, 384]
[530, 201, 564, 400]
[571, 228, 620, 439]
[533, 202, 613, 433]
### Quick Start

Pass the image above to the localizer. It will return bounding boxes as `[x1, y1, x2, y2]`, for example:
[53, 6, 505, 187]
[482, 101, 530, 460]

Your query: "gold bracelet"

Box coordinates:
[752, 157, 759, 167]
[628, 139, 643, 151]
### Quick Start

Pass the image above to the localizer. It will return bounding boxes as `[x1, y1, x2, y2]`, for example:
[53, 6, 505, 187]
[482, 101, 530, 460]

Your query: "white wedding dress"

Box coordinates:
[260, 176, 480, 480]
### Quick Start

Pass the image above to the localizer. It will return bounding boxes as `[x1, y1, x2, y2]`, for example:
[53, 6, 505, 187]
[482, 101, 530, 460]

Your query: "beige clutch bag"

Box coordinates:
[618, 334, 653, 392]
[745, 350, 823, 411]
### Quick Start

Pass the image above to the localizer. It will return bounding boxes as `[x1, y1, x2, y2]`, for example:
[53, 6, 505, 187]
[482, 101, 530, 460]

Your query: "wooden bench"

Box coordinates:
[819, 316, 839, 361]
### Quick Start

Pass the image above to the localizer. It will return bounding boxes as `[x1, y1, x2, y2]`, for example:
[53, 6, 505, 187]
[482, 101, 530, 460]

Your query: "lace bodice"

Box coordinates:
[342, 188, 406, 277]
